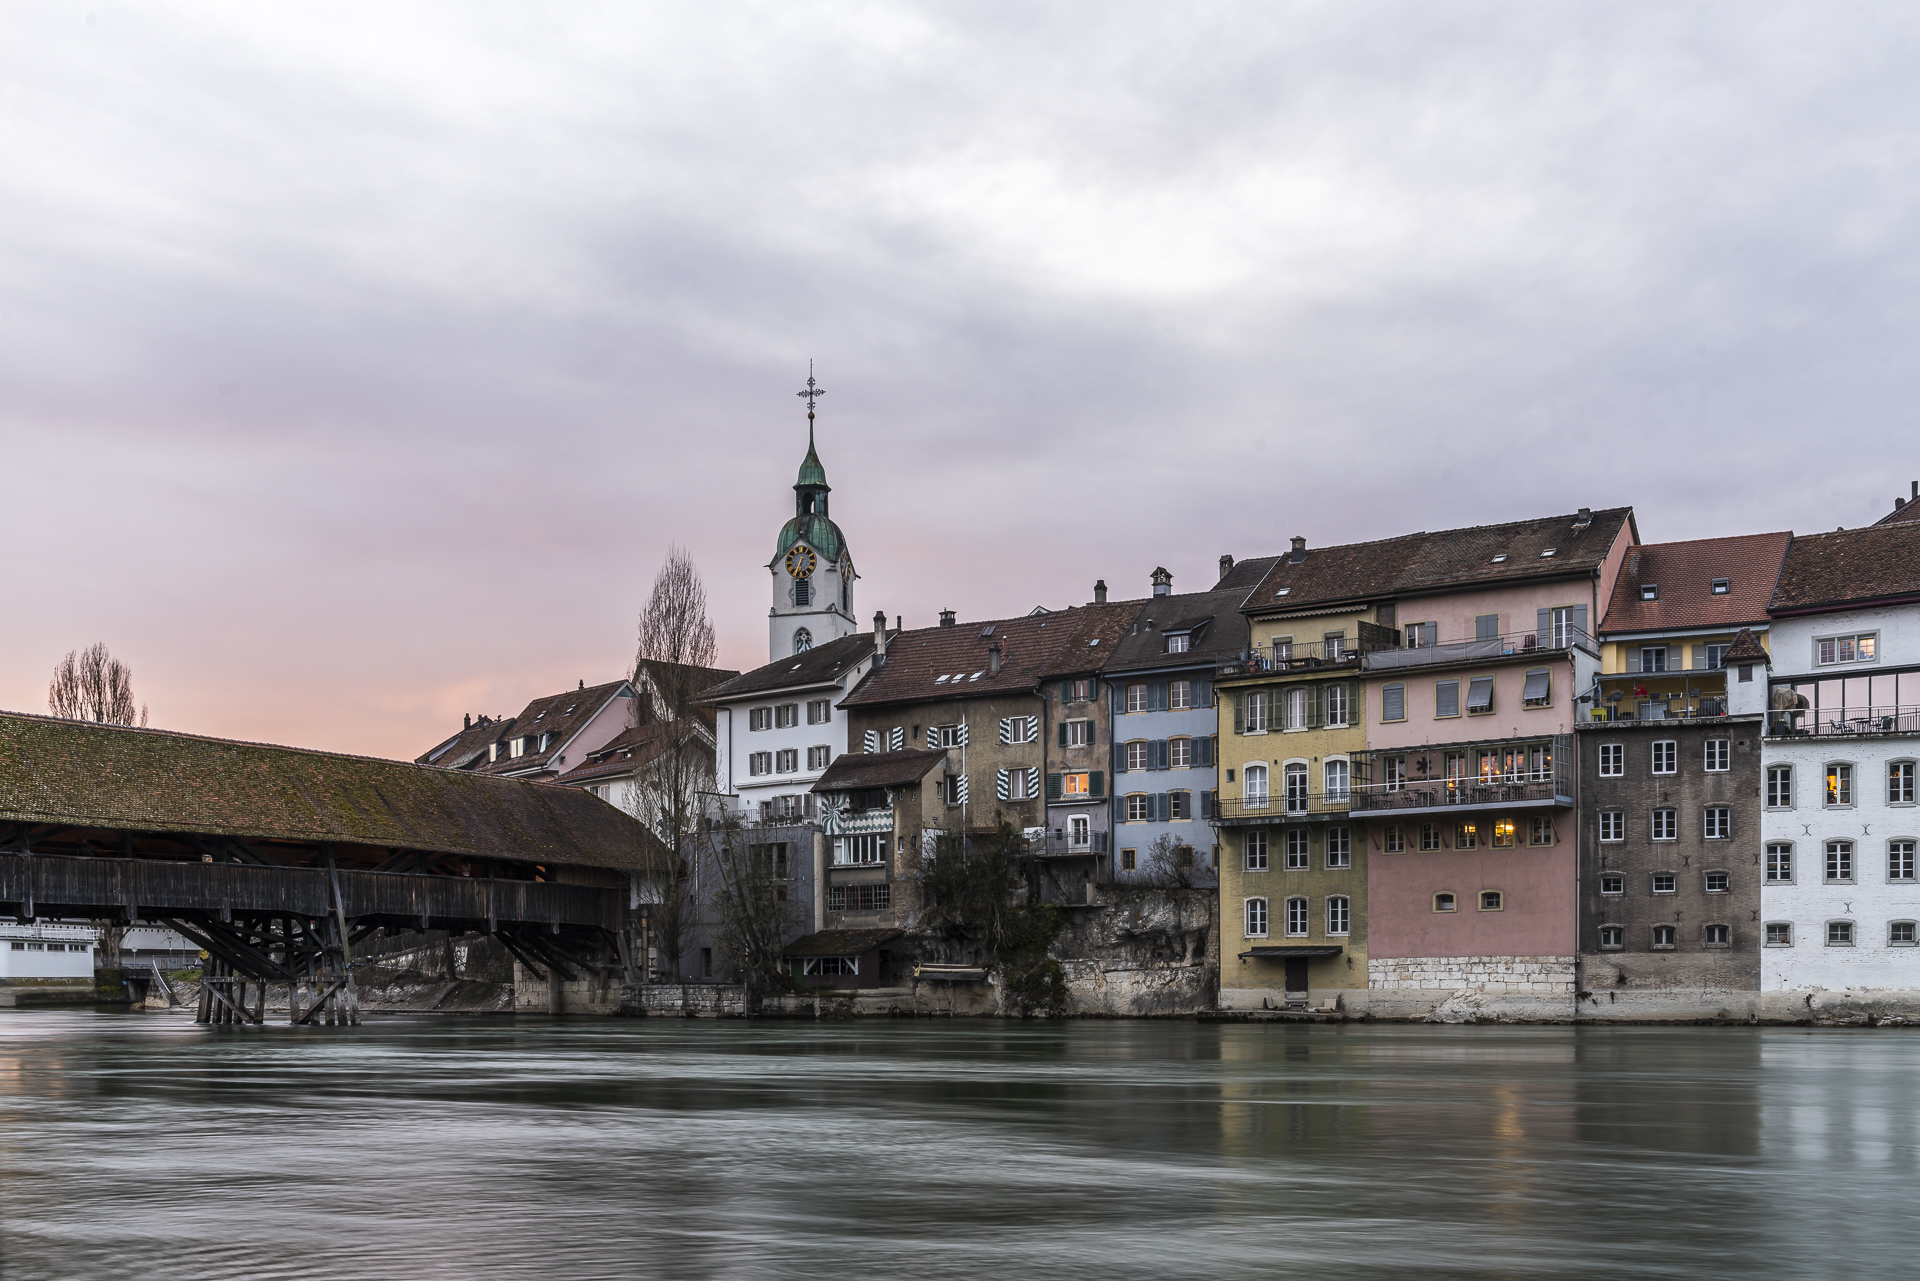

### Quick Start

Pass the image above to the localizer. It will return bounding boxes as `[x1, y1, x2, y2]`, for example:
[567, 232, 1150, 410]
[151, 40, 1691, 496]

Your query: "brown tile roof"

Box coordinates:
[839, 604, 1141, 708]
[1214, 555, 1282, 592]
[783, 928, 903, 957]
[809, 748, 947, 792]
[1770, 522, 1920, 614]
[1104, 588, 1256, 672]
[1724, 627, 1770, 665]
[1873, 484, 1920, 525]
[1243, 508, 1637, 612]
[702, 632, 878, 701]
[1597, 531, 1791, 635]
[415, 680, 634, 776]
[550, 723, 681, 786]
[0, 711, 663, 871]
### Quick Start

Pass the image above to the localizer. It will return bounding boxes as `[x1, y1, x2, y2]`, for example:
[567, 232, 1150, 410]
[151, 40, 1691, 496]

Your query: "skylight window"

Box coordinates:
[1275, 587, 1291, 597]
[1640, 584, 1659, 601]
[1491, 554, 1508, 563]
[935, 675, 950, 683]
[1711, 578, 1730, 595]
[970, 671, 984, 680]
[1540, 548, 1557, 558]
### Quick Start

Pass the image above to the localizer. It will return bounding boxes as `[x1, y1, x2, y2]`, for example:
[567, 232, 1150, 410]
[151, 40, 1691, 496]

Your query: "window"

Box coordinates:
[833, 834, 889, 865]
[1326, 827, 1351, 869]
[1243, 691, 1269, 733]
[1327, 896, 1351, 935]
[1383, 756, 1406, 791]
[1651, 809, 1676, 841]
[1285, 829, 1309, 870]
[1551, 605, 1576, 647]
[1169, 680, 1192, 709]
[1893, 762, 1916, 805]
[1285, 688, 1308, 731]
[1599, 925, 1624, 949]
[1121, 849, 1137, 871]
[509, 736, 528, 759]
[1825, 840, 1854, 882]
[774, 704, 799, 729]
[1766, 843, 1793, 882]
[1166, 633, 1190, 653]
[1528, 816, 1554, 846]
[1815, 633, 1877, 665]
[1285, 897, 1309, 936]
[1600, 873, 1624, 895]
[1243, 764, 1268, 806]
[1827, 920, 1856, 947]
[1704, 806, 1729, 840]
[1893, 922, 1918, 946]
[1384, 825, 1405, 853]
[1826, 763, 1853, 807]
[1323, 759, 1349, 802]
[1323, 684, 1350, 727]
[1169, 791, 1191, 820]
[1703, 643, 1730, 670]
[1405, 622, 1434, 648]
[1522, 668, 1551, 708]
[1434, 892, 1457, 912]
[1599, 743, 1623, 776]
[1061, 772, 1090, 797]
[1640, 584, 1658, 601]
[1169, 738, 1192, 768]
[1125, 741, 1150, 770]
[936, 724, 964, 747]
[1705, 739, 1729, 772]
[1479, 890, 1503, 912]
[1064, 720, 1093, 748]
[1651, 741, 1677, 775]
[1652, 873, 1677, 894]
[1435, 679, 1460, 718]
[1640, 645, 1668, 673]
[1284, 763, 1309, 813]
[1704, 924, 1730, 947]
[1600, 810, 1624, 842]
[775, 749, 798, 773]
[807, 745, 830, 770]
[1245, 831, 1269, 871]
[1466, 676, 1495, 714]
[1420, 823, 1442, 851]
[1382, 683, 1406, 721]
[1005, 770, 1033, 801]
[827, 884, 892, 913]
[1126, 684, 1149, 713]
[1711, 578, 1730, 595]
[1892, 841, 1918, 882]
[1705, 870, 1729, 893]
[1765, 922, 1793, 946]
[807, 699, 832, 724]
[1490, 818, 1516, 848]
[1245, 899, 1269, 937]
[1324, 632, 1347, 660]
[1766, 765, 1793, 808]
[748, 751, 772, 776]
[1651, 925, 1676, 949]
[1125, 794, 1149, 822]
[1455, 821, 1478, 850]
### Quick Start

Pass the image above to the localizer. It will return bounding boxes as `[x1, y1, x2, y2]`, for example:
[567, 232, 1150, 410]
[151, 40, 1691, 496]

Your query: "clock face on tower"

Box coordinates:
[838, 553, 852, 581]
[784, 546, 817, 579]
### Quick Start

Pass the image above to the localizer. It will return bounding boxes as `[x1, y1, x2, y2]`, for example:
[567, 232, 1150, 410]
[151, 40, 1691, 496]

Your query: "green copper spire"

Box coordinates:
[795, 364, 828, 488]
[772, 364, 849, 567]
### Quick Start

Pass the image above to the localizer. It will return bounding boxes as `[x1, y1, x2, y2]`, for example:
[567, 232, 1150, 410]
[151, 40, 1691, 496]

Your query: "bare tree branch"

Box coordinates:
[48, 643, 147, 726]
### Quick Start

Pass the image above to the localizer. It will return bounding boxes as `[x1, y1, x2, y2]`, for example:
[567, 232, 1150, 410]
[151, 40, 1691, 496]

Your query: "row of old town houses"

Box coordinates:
[416, 421, 1920, 1022]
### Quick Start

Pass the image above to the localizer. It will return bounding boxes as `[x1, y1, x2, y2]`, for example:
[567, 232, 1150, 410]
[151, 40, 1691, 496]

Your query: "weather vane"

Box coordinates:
[797, 362, 825, 420]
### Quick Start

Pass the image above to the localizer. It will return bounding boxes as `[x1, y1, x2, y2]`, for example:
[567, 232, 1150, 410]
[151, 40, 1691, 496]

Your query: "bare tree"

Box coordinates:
[48, 643, 148, 726]
[1141, 833, 1202, 891]
[704, 814, 804, 993]
[630, 547, 719, 981]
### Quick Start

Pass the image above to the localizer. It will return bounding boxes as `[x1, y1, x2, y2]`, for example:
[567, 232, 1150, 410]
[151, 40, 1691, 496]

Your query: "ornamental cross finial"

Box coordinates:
[796, 362, 825, 420]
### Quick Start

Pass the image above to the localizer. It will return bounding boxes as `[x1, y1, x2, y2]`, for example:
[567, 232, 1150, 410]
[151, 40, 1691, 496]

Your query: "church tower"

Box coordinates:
[768, 369, 857, 662]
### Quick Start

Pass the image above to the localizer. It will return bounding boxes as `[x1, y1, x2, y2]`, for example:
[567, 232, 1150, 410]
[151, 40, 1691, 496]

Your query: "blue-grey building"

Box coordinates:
[1101, 559, 1274, 885]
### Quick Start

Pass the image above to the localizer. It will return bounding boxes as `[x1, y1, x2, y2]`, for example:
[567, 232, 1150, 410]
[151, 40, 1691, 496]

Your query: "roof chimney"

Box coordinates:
[577, 679, 584, 690]
[873, 610, 889, 663]
[1574, 506, 1592, 528]
[464, 713, 471, 730]
[1151, 567, 1172, 597]
[1898, 496, 1907, 511]
[988, 640, 1002, 675]
[1218, 553, 1234, 582]
[939, 609, 956, 627]
[1289, 536, 1307, 564]
[1093, 579, 1108, 604]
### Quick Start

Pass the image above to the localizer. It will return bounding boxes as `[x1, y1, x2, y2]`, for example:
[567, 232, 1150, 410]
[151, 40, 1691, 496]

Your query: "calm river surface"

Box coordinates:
[1, 1012, 1917, 1280]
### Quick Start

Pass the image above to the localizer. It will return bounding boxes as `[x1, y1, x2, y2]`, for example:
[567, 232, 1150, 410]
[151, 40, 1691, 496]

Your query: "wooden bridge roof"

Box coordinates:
[0, 712, 661, 872]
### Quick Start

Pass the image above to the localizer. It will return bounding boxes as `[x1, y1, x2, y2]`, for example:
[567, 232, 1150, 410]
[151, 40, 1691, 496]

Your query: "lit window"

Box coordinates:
[1826, 763, 1853, 807]
[1456, 821, 1478, 849]
[1491, 819, 1516, 848]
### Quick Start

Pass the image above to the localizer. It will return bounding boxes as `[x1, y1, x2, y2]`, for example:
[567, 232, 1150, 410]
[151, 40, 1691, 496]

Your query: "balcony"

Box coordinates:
[1346, 735, 1574, 817]
[1212, 792, 1351, 825]
[1587, 696, 1728, 723]
[1035, 830, 1109, 857]
[1216, 641, 1371, 679]
[1766, 705, 1920, 739]
[1363, 627, 1587, 673]
[1348, 777, 1568, 816]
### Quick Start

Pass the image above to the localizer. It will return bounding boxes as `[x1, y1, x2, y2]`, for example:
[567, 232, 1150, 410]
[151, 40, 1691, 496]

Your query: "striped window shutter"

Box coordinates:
[891, 727, 905, 750]
[999, 718, 1014, 745]
[1026, 767, 1040, 797]
[1537, 607, 1551, 648]
[956, 773, 969, 804]
[1090, 771, 1105, 798]
[864, 730, 879, 752]
[926, 727, 939, 749]
[1574, 604, 1589, 647]
[1026, 716, 1040, 743]
[956, 721, 969, 746]
[1047, 772, 1063, 799]
[996, 769, 1011, 800]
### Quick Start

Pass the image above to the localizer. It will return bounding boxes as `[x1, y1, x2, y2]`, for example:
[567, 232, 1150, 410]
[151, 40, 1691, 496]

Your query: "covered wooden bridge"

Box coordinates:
[0, 712, 659, 1024]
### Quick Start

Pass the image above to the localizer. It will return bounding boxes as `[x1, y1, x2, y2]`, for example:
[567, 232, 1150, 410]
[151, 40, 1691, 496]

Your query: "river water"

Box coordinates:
[1, 1012, 1916, 1280]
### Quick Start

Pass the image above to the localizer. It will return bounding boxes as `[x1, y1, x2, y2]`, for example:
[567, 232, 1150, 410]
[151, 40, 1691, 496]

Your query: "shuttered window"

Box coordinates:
[1382, 683, 1405, 722]
[1467, 677, 1494, 714]
[1522, 668, 1550, 707]
[1436, 680, 1461, 718]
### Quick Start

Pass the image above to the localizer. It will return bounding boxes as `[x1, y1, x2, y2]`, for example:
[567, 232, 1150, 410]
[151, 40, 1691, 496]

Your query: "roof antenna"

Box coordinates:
[796, 361, 825, 451]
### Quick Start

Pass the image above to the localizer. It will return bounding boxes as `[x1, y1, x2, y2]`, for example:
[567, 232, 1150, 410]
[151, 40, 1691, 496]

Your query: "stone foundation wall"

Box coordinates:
[1368, 955, 1577, 992]
[624, 983, 749, 1017]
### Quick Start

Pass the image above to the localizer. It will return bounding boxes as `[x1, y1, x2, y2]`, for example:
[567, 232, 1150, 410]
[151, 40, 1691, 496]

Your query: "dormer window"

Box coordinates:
[1711, 578, 1730, 595]
[1166, 633, 1191, 653]
[1640, 584, 1658, 601]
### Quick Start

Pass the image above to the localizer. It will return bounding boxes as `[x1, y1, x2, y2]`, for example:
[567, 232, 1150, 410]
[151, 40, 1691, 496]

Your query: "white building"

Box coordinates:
[1, 922, 98, 1005]
[1758, 522, 1920, 1009]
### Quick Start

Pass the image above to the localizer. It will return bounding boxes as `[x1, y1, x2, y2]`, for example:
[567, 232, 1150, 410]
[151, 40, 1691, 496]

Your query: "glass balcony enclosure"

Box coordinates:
[1766, 671, 1920, 737]
[1347, 735, 1574, 816]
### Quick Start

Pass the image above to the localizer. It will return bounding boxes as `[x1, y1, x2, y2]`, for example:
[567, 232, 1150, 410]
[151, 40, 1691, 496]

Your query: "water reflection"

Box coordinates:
[0, 1013, 1914, 1279]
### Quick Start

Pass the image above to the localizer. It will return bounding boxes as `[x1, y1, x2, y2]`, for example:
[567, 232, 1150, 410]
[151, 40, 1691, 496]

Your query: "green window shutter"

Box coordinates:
[1047, 772, 1062, 799]
[1060, 680, 1072, 703]
[1090, 771, 1105, 798]
[1059, 721, 1068, 747]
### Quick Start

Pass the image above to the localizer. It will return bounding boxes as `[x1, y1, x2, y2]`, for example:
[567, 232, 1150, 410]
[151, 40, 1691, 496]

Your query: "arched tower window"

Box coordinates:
[793, 628, 813, 654]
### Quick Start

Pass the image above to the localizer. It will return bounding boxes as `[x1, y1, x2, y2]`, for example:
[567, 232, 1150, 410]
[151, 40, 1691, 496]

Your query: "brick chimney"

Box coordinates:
[1218, 553, 1234, 582]
[988, 640, 1002, 675]
[1093, 579, 1108, 604]
[873, 610, 889, 663]
[1289, 536, 1307, 564]
[939, 609, 956, 627]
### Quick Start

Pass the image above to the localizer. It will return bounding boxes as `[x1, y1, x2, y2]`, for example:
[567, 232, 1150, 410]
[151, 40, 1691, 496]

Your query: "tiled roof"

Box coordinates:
[1243, 508, 1637, 612]
[1214, 555, 1281, 592]
[1724, 628, 1770, 665]
[1103, 588, 1255, 672]
[783, 928, 903, 958]
[809, 748, 947, 793]
[1770, 522, 1920, 614]
[1597, 531, 1790, 635]
[839, 604, 1141, 708]
[702, 632, 878, 701]
[550, 723, 681, 786]
[415, 680, 633, 776]
[0, 711, 662, 871]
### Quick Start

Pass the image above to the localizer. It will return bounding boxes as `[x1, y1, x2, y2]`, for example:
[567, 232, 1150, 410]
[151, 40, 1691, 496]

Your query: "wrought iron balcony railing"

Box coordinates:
[1362, 627, 1588, 672]
[1212, 792, 1351, 823]
[1766, 705, 1920, 738]
[1348, 776, 1570, 814]
[1216, 641, 1372, 678]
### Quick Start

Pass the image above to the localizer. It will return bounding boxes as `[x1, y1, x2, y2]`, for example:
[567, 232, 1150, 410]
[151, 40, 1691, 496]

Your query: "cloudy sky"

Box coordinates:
[4, 3, 1917, 758]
